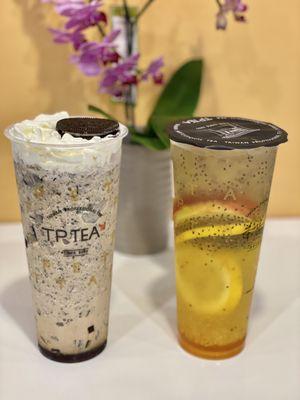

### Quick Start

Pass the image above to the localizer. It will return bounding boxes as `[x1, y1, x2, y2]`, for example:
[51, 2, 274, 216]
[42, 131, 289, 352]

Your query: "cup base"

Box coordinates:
[179, 333, 245, 360]
[38, 340, 107, 363]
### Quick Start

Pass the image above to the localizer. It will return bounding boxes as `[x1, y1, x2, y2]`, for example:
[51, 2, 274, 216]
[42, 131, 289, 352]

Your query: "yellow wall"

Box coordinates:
[1, 0, 299, 221]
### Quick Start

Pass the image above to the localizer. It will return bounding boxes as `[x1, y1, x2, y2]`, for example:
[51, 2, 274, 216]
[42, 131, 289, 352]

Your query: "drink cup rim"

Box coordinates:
[4, 119, 128, 149]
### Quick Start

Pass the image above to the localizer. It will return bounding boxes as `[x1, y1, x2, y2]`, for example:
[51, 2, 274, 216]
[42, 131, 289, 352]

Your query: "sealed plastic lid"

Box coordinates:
[168, 117, 288, 150]
[56, 117, 119, 140]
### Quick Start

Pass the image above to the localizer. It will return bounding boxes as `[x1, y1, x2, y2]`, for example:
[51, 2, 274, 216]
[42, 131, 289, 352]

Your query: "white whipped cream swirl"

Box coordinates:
[5, 112, 128, 172]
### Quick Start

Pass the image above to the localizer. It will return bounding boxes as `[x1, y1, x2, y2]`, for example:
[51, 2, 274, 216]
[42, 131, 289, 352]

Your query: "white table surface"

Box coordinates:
[0, 220, 299, 400]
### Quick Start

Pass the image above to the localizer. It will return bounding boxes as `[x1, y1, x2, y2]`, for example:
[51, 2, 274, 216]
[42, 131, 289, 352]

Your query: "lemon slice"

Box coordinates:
[175, 220, 263, 243]
[174, 201, 263, 244]
[176, 244, 243, 315]
[174, 201, 247, 226]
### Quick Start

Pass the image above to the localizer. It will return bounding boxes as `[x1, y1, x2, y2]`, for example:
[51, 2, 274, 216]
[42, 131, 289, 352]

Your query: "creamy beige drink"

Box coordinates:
[6, 113, 128, 362]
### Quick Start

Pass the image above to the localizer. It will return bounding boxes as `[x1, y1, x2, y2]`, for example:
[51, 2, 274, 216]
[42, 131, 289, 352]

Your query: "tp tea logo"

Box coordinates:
[200, 123, 260, 139]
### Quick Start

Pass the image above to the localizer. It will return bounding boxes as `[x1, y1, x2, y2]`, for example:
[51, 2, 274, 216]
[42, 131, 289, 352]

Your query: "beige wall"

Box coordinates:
[1, 0, 299, 221]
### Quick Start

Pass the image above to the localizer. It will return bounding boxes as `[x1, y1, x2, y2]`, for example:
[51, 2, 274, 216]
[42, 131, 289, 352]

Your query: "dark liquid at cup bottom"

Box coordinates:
[38, 341, 107, 363]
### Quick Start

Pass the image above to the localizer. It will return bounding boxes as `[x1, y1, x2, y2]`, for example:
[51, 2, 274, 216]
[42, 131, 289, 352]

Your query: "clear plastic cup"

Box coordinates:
[169, 117, 287, 359]
[5, 117, 127, 362]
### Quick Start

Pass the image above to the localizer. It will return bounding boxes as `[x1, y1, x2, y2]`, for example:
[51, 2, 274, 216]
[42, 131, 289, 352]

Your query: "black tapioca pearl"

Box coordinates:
[88, 325, 95, 334]
[56, 322, 64, 327]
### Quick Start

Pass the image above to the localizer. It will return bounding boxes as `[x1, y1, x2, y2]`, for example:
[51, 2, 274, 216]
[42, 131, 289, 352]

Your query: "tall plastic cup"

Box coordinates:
[168, 117, 287, 359]
[5, 114, 128, 362]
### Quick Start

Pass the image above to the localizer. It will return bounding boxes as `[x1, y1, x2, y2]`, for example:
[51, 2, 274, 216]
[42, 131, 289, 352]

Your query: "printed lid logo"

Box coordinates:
[199, 123, 260, 139]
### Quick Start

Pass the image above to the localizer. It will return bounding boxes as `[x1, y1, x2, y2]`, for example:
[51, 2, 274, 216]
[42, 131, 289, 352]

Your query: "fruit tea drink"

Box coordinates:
[5, 113, 128, 362]
[169, 117, 287, 359]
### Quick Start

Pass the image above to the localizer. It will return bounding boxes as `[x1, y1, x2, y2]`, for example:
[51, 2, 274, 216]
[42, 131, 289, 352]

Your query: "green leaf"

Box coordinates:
[150, 115, 191, 148]
[150, 59, 203, 119]
[149, 117, 170, 147]
[143, 59, 203, 149]
[88, 104, 115, 120]
[131, 133, 167, 150]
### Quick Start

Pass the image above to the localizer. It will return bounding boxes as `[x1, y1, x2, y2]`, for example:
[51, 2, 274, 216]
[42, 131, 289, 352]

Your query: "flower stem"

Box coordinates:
[215, 0, 222, 9]
[96, 24, 105, 37]
[129, 103, 136, 129]
[122, 0, 136, 130]
[124, 96, 130, 124]
[135, 0, 156, 22]
[88, 0, 105, 37]
[124, 88, 136, 130]
[123, 0, 134, 55]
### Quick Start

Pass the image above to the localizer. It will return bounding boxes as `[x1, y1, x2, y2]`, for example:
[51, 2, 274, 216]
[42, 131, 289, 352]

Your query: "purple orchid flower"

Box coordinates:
[224, 0, 247, 12]
[216, 0, 248, 30]
[55, 0, 107, 32]
[41, 0, 165, 109]
[49, 28, 86, 50]
[216, 10, 228, 30]
[71, 30, 121, 76]
[41, 0, 82, 4]
[142, 57, 164, 84]
[100, 54, 140, 97]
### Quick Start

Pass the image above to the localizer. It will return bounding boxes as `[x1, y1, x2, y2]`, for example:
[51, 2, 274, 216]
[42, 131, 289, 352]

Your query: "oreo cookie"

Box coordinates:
[56, 117, 119, 140]
[168, 117, 288, 150]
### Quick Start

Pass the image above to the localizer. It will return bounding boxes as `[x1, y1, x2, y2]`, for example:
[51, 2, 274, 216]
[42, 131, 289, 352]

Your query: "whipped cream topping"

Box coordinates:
[5, 112, 128, 172]
[6, 112, 127, 146]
